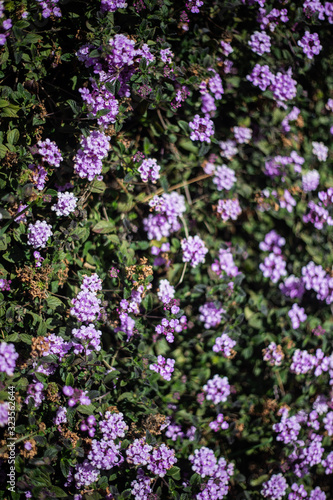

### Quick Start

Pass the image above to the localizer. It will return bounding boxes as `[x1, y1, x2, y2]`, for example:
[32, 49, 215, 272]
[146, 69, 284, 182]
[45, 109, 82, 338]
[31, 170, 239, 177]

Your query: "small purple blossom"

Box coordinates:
[37, 139, 62, 167]
[298, 31, 322, 59]
[248, 31, 271, 55]
[138, 158, 161, 183]
[0, 342, 19, 376]
[149, 355, 175, 381]
[203, 374, 231, 405]
[181, 235, 208, 268]
[27, 220, 53, 249]
[189, 114, 214, 143]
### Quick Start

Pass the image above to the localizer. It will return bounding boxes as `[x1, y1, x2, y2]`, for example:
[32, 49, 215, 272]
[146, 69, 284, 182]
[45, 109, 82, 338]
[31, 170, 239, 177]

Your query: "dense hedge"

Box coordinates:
[0, 0, 333, 499]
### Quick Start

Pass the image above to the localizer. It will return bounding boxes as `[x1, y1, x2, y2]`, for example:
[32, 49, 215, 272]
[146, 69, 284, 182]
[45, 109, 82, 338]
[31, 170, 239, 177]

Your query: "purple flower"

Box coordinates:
[298, 32, 322, 59]
[220, 40, 233, 56]
[288, 483, 308, 500]
[261, 473, 288, 500]
[0, 278, 11, 291]
[290, 349, 316, 375]
[248, 31, 271, 55]
[51, 191, 78, 216]
[273, 407, 301, 444]
[199, 302, 225, 329]
[81, 273, 103, 293]
[126, 438, 152, 465]
[302, 170, 320, 192]
[100, 0, 127, 12]
[247, 63, 274, 91]
[219, 140, 238, 159]
[72, 324, 102, 355]
[312, 141, 328, 161]
[213, 165, 236, 191]
[288, 304, 307, 329]
[203, 374, 231, 404]
[189, 114, 214, 143]
[160, 48, 174, 64]
[189, 447, 217, 477]
[74, 460, 100, 488]
[70, 290, 101, 323]
[259, 230, 286, 255]
[149, 355, 175, 381]
[37, 138, 63, 167]
[260, 253, 287, 283]
[213, 333, 236, 357]
[88, 439, 123, 470]
[79, 81, 119, 127]
[138, 158, 161, 183]
[131, 469, 152, 498]
[54, 406, 67, 426]
[233, 126, 252, 144]
[147, 443, 177, 476]
[186, 0, 204, 14]
[157, 279, 175, 304]
[0, 402, 9, 427]
[0, 342, 19, 376]
[27, 220, 53, 249]
[99, 411, 128, 440]
[211, 247, 239, 278]
[217, 198, 242, 222]
[143, 192, 186, 241]
[181, 235, 208, 268]
[262, 342, 284, 366]
[209, 413, 229, 432]
[74, 130, 110, 181]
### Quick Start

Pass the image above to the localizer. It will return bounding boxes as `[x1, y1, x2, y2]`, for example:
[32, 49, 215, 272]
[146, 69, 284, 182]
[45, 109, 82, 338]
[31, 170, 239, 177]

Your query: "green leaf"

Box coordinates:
[65, 373, 75, 387]
[77, 404, 95, 415]
[19, 334, 32, 344]
[46, 296, 63, 310]
[7, 128, 20, 145]
[90, 180, 106, 193]
[168, 466, 181, 480]
[92, 221, 115, 234]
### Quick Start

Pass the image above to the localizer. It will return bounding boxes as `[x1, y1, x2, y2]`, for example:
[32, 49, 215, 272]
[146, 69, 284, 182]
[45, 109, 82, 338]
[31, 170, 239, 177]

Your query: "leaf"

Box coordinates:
[77, 404, 95, 415]
[7, 129, 19, 145]
[46, 296, 63, 310]
[92, 221, 115, 234]
[0, 144, 8, 159]
[168, 466, 181, 480]
[90, 180, 106, 193]
[19, 334, 32, 344]
[65, 373, 74, 387]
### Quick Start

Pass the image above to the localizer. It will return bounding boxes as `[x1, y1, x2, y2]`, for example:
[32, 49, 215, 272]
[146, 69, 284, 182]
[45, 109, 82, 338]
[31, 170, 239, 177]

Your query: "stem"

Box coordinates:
[141, 173, 211, 203]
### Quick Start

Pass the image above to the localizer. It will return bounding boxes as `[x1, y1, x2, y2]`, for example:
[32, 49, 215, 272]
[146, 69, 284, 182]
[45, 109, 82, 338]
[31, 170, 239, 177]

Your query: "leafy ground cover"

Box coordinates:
[0, 0, 333, 498]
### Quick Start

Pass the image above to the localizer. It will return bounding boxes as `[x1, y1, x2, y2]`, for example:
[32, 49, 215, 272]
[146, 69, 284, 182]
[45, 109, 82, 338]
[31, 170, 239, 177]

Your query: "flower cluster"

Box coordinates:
[143, 192, 186, 240]
[27, 220, 53, 249]
[211, 247, 239, 278]
[199, 302, 225, 329]
[203, 374, 231, 404]
[37, 138, 63, 167]
[248, 31, 271, 55]
[213, 333, 236, 358]
[298, 31, 322, 59]
[217, 198, 242, 222]
[74, 130, 110, 181]
[72, 324, 102, 355]
[138, 158, 161, 183]
[263, 342, 284, 366]
[181, 235, 208, 268]
[0, 342, 19, 376]
[79, 80, 119, 127]
[149, 355, 175, 381]
[189, 114, 214, 143]
[51, 192, 78, 217]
